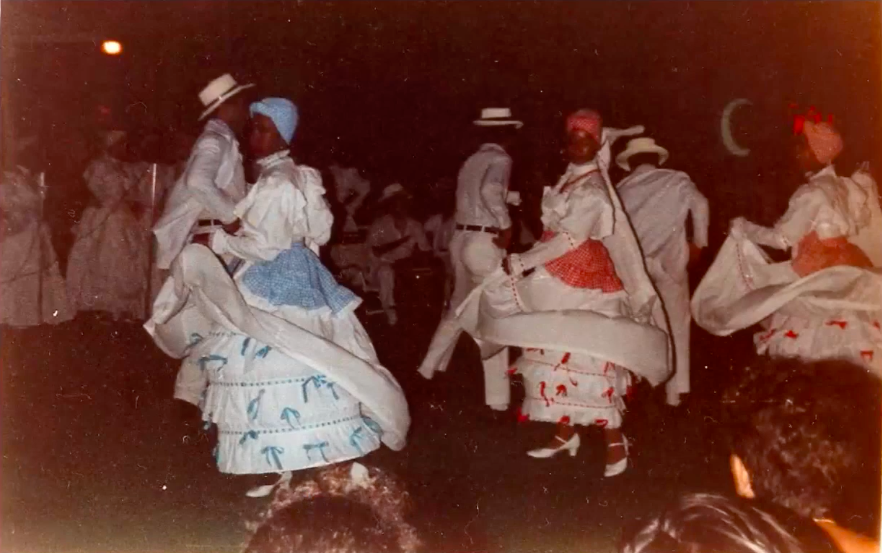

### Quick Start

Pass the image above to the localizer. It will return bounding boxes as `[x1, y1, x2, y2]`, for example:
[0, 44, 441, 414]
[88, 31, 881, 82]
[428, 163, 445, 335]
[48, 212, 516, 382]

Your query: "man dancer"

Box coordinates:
[151, 73, 252, 409]
[417, 107, 522, 412]
[615, 137, 709, 406]
[153, 73, 253, 271]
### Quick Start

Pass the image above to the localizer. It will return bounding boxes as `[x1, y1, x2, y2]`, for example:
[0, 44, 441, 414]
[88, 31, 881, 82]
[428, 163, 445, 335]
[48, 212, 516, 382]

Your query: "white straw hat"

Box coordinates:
[615, 137, 670, 172]
[474, 107, 523, 129]
[379, 183, 408, 202]
[198, 74, 255, 121]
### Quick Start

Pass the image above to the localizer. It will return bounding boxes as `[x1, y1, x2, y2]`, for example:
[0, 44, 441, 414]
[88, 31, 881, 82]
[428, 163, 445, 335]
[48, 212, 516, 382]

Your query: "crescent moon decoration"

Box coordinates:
[721, 98, 753, 157]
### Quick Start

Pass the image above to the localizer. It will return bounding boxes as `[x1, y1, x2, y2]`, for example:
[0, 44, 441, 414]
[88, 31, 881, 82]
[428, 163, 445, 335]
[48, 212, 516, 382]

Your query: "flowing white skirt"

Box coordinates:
[67, 205, 149, 319]
[479, 267, 638, 428]
[0, 223, 74, 327]
[692, 235, 882, 376]
[145, 245, 410, 475]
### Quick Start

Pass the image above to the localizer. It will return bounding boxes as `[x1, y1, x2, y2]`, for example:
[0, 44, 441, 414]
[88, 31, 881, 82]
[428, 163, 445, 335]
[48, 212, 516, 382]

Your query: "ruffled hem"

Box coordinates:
[213, 413, 382, 474]
[516, 350, 629, 428]
[755, 313, 882, 375]
[520, 398, 624, 428]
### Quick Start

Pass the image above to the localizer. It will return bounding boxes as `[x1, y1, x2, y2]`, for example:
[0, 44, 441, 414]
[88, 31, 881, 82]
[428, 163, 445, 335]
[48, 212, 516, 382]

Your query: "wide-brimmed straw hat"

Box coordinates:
[379, 183, 409, 203]
[616, 137, 670, 172]
[198, 74, 255, 121]
[474, 108, 523, 129]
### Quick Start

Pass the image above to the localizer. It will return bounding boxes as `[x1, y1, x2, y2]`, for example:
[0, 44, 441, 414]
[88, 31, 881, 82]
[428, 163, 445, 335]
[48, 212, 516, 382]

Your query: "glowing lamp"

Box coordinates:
[101, 41, 123, 55]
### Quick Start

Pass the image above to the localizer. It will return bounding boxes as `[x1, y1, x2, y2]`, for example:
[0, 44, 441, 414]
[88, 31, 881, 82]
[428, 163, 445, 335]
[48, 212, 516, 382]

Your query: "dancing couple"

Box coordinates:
[146, 75, 409, 489]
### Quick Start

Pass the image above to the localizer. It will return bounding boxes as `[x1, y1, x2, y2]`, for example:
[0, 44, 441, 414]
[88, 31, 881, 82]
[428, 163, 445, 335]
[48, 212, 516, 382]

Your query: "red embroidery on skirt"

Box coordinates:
[559, 416, 571, 425]
[758, 328, 777, 343]
[516, 408, 530, 423]
[602, 387, 615, 402]
[569, 378, 579, 387]
[595, 419, 609, 428]
[539, 382, 551, 406]
[506, 366, 517, 377]
[556, 385, 568, 397]
[826, 320, 848, 329]
[561, 352, 571, 365]
[861, 350, 875, 362]
[784, 330, 800, 339]
[541, 231, 624, 291]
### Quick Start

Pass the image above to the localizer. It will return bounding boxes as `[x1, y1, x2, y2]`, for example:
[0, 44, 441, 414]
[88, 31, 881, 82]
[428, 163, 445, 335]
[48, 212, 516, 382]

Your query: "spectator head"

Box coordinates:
[621, 493, 811, 553]
[723, 357, 880, 521]
[246, 463, 420, 553]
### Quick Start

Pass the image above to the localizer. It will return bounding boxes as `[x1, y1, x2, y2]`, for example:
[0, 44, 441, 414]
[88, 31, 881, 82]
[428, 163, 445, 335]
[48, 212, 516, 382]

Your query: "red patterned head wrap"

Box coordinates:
[566, 109, 603, 143]
[791, 105, 842, 165]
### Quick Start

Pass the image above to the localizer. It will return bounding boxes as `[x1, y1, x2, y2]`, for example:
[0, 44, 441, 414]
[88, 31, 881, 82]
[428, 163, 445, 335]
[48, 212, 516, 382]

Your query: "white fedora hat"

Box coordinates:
[198, 74, 255, 121]
[379, 183, 408, 203]
[474, 107, 523, 129]
[616, 137, 670, 172]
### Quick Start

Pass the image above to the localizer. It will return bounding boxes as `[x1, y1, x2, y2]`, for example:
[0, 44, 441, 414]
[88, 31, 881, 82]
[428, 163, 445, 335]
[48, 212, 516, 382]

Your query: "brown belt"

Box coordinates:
[455, 224, 499, 235]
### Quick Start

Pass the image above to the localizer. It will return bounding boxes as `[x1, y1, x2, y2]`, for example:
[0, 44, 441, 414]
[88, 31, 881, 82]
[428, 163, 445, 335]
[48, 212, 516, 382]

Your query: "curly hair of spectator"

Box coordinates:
[723, 357, 880, 520]
[245, 463, 420, 553]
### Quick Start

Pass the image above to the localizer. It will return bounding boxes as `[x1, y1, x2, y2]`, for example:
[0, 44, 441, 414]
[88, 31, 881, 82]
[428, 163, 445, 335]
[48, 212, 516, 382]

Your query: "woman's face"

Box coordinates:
[249, 114, 287, 160]
[566, 129, 601, 164]
[794, 133, 821, 173]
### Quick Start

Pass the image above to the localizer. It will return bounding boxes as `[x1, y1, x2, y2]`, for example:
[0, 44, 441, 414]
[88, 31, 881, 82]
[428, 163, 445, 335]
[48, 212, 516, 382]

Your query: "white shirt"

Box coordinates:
[509, 162, 614, 274]
[153, 119, 247, 269]
[740, 165, 871, 256]
[616, 164, 709, 279]
[367, 214, 431, 264]
[455, 143, 512, 229]
[83, 154, 146, 208]
[211, 150, 331, 260]
[330, 165, 370, 232]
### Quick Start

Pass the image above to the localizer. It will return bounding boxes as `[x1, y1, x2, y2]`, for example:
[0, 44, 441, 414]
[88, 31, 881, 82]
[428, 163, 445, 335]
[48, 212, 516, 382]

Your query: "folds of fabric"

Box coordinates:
[145, 244, 410, 451]
[692, 235, 882, 335]
[454, 160, 670, 386]
[66, 205, 149, 319]
[0, 223, 74, 326]
[691, 235, 882, 376]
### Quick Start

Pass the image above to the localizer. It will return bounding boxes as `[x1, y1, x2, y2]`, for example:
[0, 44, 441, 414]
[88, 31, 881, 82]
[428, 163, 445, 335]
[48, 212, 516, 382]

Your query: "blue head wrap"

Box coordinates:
[250, 98, 299, 144]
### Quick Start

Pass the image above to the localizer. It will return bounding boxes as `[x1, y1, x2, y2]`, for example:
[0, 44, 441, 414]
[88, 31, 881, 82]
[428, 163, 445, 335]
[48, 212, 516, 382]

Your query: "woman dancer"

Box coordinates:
[146, 98, 409, 485]
[693, 108, 882, 374]
[466, 109, 669, 476]
[0, 142, 74, 327]
[67, 131, 150, 320]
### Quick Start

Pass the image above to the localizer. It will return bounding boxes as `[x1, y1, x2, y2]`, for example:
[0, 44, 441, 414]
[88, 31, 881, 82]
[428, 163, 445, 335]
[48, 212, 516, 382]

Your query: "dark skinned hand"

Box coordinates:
[223, 220, 242, 234]
[493, 227, 513, 250]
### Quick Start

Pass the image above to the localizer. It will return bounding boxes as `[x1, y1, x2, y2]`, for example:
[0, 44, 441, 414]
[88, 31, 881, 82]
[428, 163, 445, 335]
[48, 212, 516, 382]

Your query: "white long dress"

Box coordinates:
[461, 162, 670, 428]
[67, 155, 150, 320]
[692, 165, 882, 375]
[145, 151, 409, 475]
[0, 168, 74, 327]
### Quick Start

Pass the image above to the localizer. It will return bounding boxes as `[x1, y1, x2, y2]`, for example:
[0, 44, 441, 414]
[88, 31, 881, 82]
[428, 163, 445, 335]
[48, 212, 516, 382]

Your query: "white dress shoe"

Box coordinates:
[603, 436, 629, 478]
[527, 434, 580, 459]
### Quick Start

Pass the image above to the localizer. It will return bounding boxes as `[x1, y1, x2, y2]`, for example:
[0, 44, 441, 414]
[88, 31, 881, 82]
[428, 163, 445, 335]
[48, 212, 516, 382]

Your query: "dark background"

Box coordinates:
[2, 1, 880, 233]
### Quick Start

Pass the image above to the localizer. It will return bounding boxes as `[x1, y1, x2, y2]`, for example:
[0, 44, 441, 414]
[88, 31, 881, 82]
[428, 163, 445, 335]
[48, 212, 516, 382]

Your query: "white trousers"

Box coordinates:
[418, 230, 510, 408]
[650, 266, 691, 405]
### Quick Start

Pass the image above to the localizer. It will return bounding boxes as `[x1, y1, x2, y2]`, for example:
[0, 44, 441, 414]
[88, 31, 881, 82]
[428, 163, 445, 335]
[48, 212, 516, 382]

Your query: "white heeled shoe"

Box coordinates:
[603, 436, 629, 478]
[527, 434, 580, 459]
[246, 471, 292, 498]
